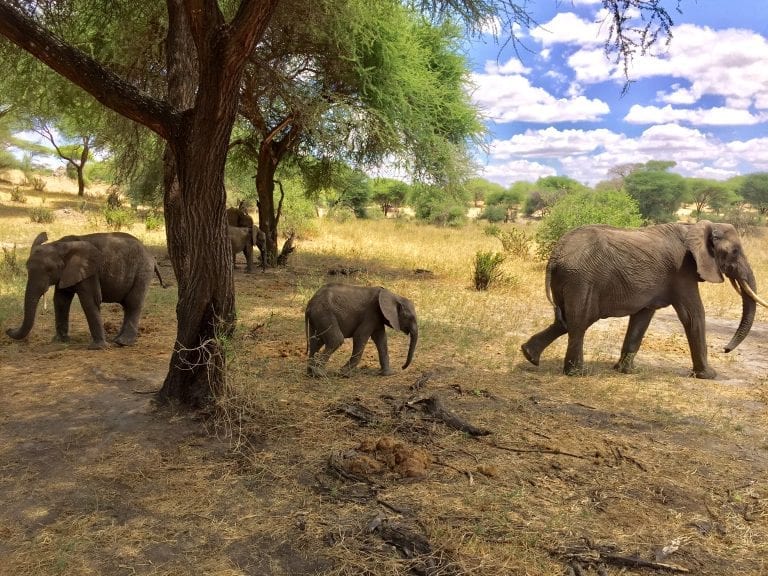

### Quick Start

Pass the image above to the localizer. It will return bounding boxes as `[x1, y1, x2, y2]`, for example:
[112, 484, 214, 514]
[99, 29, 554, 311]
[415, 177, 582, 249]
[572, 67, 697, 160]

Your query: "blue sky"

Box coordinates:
[467, 0, 768, 186]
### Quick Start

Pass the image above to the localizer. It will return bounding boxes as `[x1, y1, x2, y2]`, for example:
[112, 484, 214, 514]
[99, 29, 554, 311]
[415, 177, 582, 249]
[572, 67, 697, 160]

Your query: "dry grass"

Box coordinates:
[1, 181, 767, 575]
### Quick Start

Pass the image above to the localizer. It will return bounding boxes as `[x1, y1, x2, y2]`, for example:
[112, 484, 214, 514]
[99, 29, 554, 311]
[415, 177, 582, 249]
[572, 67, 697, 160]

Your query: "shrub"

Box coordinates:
[328, 205, 357, 223]
[485, 225, 533, 258]
[30, 176, 47, 192]
[536, 190, 643, 259]
[480, 204, 507, 223]
[0, 244, 22, 279]
[144, 210, 165, 231]
[103, 207, 135, 230]
[30, 206, 54, 224]
[10, 186, 26, 203]
[472, 250, 505, 290]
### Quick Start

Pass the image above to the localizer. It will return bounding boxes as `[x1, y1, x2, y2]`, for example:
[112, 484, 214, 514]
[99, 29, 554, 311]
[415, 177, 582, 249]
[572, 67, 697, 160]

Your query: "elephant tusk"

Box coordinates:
[729, 278, 741, 295]
[739, 279, 768, 308]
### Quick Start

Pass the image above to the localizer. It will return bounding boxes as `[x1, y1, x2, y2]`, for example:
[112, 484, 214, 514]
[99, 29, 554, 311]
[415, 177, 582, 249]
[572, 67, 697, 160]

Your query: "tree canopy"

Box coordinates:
[623, 161, 688, 223]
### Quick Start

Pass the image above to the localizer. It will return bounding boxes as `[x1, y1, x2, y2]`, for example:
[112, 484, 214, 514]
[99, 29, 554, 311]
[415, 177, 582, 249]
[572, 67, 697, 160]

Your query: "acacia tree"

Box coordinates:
[0, 0, 686, 409]
[0, 1, 278, 407]
[232, 2, 484, 265]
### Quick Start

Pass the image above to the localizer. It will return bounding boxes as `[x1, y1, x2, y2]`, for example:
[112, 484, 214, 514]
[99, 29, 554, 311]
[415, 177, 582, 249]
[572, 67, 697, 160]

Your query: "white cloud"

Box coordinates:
[471, 61, 610, 123]
[480, 124, 768, 186]
[478, 159, 557, 186]
[625, 104, 767, 126]
[530, 11, 606, 47]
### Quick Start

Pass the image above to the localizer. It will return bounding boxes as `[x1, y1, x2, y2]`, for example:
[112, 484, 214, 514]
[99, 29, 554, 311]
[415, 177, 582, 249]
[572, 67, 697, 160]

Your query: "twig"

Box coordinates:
[489, 440, 587, 460]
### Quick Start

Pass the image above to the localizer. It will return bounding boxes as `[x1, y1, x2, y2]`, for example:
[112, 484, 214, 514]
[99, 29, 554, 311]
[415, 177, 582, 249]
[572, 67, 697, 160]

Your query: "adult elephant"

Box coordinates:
[521, 221, 768, 379]
[6, 231, 166, 349]
[305, 283, 418, 377]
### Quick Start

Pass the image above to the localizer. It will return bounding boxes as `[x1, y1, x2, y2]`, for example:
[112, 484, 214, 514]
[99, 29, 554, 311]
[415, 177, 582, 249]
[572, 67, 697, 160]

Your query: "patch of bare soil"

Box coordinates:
[1, 259, 767, 575]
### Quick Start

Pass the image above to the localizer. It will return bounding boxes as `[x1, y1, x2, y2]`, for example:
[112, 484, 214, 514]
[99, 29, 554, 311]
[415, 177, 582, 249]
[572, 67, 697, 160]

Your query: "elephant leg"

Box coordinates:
[243, 244, 254, 273]
[53, 288, 75, 342]
[614, 308, 656, 373]
[370, 325, 394, 376]
[673, 300, 716, 379]
[521, 321, 567, 366]
[340, 330, 371, 377]
[113, 287, 149, 346]
[308, 325, 344, 377]
[563, 326, 588, 375]
[77, 289, 108, 349]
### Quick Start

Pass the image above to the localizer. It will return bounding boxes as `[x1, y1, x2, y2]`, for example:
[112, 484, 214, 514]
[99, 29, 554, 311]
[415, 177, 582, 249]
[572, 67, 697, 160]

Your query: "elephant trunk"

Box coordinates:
[402, 325, 418, 369]
[723, 271, 760, 353]
[6, 284, 46, 340]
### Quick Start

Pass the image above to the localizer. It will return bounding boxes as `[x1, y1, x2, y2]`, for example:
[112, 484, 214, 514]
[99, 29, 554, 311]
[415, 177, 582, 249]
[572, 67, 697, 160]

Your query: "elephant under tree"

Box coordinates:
[6, 231, 166, 349]
[305, 283, 418, 377]
[521, 221, 768, 379]
[226, 202, 266, 269]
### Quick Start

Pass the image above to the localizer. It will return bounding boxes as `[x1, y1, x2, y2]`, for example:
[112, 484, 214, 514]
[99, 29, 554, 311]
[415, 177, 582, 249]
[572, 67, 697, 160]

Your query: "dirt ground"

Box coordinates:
[1, 233, 768, 574]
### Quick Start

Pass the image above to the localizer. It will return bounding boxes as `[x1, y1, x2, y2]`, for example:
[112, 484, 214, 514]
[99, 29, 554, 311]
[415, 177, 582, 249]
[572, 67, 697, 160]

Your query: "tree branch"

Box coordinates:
[0, 3, 178, 140]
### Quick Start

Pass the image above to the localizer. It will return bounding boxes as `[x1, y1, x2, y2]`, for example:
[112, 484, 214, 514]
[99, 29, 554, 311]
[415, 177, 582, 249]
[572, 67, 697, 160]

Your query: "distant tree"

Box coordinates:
[411, 182, 469, 227]
[536, 189, 643, 258]
[484, 184, 525, 221]
[302, 159, 372, 218]
[739, 173, 768, 214]
[465, 177, 504, 207]
[686, 178, 736, 218]
[623, 161, 687, 223]
[371, 178, 410, 217]
[31, 121, 95, 196]
[524, 175, 587, 216]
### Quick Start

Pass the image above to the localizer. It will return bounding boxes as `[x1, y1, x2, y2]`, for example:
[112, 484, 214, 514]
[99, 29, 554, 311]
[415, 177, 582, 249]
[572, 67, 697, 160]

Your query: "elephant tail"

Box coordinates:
[154, 262, 168, 288]
[545, 258, 567, 329]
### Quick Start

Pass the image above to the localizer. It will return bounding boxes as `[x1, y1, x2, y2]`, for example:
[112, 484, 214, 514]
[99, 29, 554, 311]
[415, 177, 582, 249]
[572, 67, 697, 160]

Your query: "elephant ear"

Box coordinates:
[59, 241, 103, 289]
[378, 288, 401, 331]
[685, 220, 724, 283]
[32, 231, 48, 249]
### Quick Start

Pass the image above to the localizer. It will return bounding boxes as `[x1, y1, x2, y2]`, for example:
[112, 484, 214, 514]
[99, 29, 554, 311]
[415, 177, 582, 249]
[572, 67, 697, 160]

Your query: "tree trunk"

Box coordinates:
[256, 146, 279, 266]
[156, 0, 235, 408]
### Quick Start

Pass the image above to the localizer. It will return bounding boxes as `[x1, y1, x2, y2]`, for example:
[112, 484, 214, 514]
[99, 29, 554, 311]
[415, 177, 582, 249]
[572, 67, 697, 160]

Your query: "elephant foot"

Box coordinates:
[563, 363, 587, 376]
[113, 335, 137, 347]
[88, 340, 109, 350]
[339, 365, 356, 378]
[520, 343, 540, 366]
[307, 364, 327, 378]
[691, 367, 717, 379]
[52, 334, 70, 343]
[378, 368, 395, 376]
[613, 353, 637, 374]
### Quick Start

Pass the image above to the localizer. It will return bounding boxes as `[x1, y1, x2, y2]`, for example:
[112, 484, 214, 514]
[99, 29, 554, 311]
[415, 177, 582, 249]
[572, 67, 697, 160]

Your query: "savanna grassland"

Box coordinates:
[0, 179, 767, 576]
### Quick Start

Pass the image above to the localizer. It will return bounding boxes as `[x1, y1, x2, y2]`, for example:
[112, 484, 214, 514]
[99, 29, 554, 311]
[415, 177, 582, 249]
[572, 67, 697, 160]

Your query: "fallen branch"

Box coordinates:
[489, 439, 587, 459]
[407, 395, 491, 436]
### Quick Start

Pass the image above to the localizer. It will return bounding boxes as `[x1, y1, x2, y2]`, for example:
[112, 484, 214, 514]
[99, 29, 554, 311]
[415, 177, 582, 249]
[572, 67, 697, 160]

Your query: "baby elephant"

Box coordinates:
[305, 283, 418, 377]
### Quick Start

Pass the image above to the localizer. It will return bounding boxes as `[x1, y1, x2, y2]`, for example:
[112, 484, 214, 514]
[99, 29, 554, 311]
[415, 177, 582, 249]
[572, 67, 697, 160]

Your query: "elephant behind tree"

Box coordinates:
[226, 201, 266, 269]
[6, 231, 166, 349]
[521, 220, 768, 379]
[305, 283, 418, 377]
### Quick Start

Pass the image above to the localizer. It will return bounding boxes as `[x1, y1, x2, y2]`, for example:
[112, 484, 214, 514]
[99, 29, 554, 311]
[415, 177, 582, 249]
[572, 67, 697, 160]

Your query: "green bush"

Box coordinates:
[328, 205, 357, 223]
[30, 206, 54, 224]
[103, 207, 135, 230]
[144, 210, 165, 231]
[484, 224, 533, 258]
[10, 186, 26, 203]
[30, 176, 46, 192]
[0, 244, 22, 280]
[536, 190, 643, 259]
[472, 250, 505, 290]
[480, 204, 507, 223]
